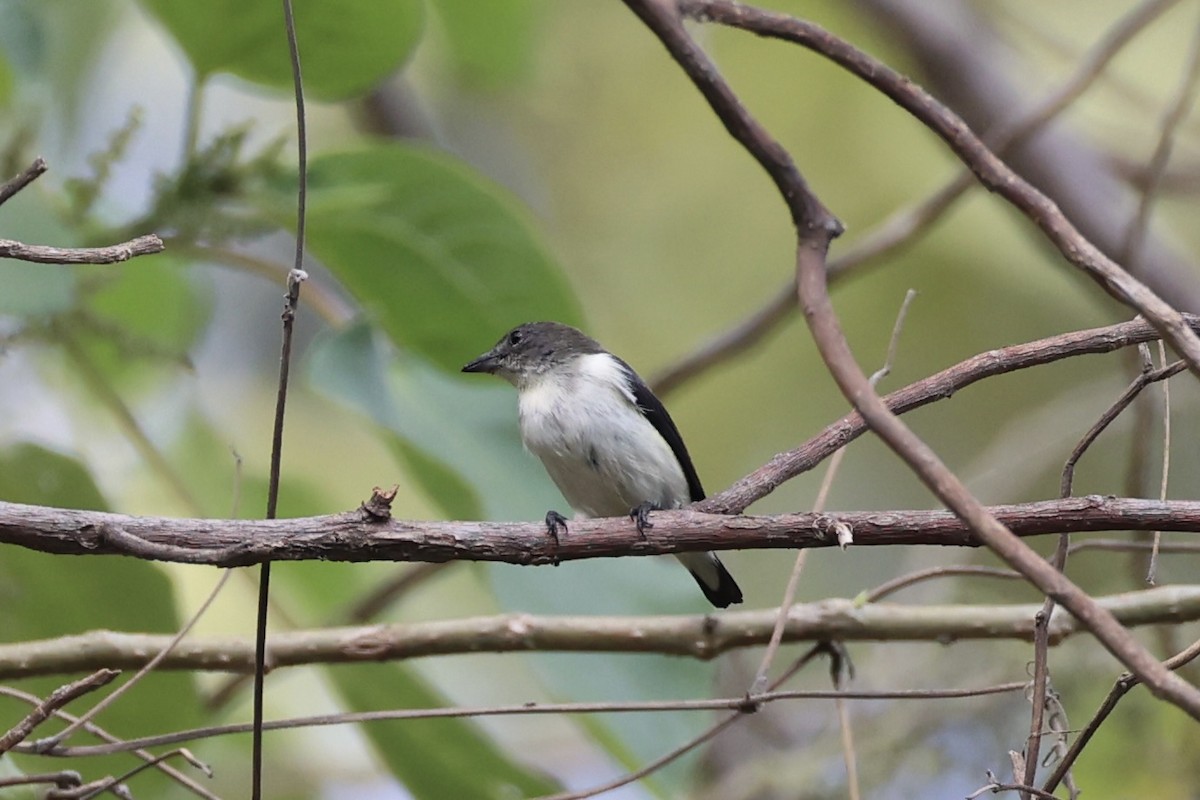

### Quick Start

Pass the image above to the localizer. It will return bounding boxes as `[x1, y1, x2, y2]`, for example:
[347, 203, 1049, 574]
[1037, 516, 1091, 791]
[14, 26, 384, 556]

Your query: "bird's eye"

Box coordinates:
[508, 330, 523, 346]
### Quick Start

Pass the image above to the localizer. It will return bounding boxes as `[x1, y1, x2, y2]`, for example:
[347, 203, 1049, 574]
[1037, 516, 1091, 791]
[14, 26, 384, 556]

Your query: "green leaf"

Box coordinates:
[330, 663, 560, 799]
[137, 0, 423, 100]
[293, 143, 583, 372]
[431, 0, 542, 89]
[76, 254, 210, 383]
[307, 323, 561, 521]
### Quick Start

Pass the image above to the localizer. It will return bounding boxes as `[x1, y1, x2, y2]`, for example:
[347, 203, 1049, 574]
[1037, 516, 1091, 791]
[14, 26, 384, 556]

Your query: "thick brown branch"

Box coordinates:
[2, 587, 1195, 680]
[0, 234, 164, 265]
[2, 496, 1198, 565]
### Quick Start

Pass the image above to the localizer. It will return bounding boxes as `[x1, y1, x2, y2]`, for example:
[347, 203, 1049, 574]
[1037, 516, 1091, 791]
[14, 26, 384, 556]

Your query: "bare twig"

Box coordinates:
[72, 749, 211, 800]
[0, 685, 218, 799]
[966, 774, 1059, 800]
[0, 771, 81, 790]
[0, 156, 47, 206]
[253, 3, 308, 794]
[705, 315, 1199, 515]
[0, 670, 118, 754]
[0, 234, 164, 264]
[864, 565, 1022, 603]
[26, 680, 1026, 759]
[1042, 637, 1200, 794]
[1060, 360, 1185, 498]
[2, 586, 1197, 680]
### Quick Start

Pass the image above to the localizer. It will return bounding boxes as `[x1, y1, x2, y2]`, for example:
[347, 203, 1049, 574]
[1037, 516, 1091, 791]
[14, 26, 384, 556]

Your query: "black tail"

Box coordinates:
[688, 553, 743, 608]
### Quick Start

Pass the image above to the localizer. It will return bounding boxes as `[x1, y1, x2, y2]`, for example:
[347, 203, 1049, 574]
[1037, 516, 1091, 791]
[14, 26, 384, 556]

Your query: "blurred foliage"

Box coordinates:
[0, 0, 1198, 797]
[139, 0, 425, 100]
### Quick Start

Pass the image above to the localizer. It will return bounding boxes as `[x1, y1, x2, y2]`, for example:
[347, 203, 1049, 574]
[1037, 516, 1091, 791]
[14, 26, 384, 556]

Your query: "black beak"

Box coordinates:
[462, 352, 500, 374]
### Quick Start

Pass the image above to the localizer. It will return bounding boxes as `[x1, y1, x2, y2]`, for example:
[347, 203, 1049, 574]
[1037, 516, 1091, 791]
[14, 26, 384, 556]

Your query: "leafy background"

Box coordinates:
[0, 0, 1198, 797]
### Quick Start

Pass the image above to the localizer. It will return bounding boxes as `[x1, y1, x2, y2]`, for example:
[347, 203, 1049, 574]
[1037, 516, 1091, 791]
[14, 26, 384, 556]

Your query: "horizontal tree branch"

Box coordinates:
[2, 586, 1195, 679]
[0, 234, 165, 265]
[1, 496, 1198, 567]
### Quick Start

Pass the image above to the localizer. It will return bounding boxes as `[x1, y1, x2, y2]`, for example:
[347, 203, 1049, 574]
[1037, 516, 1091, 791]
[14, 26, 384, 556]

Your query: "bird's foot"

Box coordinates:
[544, 510, 569, 565]
[629, 501, 658, 538]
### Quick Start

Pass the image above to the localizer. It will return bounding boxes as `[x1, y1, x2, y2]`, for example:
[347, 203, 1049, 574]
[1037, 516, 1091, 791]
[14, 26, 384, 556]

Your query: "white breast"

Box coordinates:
[518, 353, 690, 518]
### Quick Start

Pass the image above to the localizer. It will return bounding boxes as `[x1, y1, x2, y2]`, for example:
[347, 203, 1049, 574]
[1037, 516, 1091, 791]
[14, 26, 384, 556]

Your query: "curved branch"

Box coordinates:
[705, 314, 1197, 514]
[0, 234, 164, 265]
[2, 586, 1196, 680]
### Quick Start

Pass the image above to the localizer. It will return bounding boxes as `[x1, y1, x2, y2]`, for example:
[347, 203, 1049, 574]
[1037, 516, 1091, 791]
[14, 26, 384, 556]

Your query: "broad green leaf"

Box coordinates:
[308, 324, 560, 521]
[293, 143, 583, 372]
[431, 0, 542, 89]
[137, 0, 423, 100]
[330, 663, 560, 799]
[0, 444, 202, 794]
[77, 254, 209, 383]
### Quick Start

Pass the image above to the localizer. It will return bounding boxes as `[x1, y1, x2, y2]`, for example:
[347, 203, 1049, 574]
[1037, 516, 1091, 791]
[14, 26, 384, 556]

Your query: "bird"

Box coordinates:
[462, 321, 743, 608]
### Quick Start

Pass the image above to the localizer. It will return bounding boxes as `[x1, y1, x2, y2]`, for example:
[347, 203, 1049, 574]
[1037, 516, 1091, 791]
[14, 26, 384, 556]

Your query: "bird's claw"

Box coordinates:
[629, 502, 657, 538]
[545, 510, 568, 565]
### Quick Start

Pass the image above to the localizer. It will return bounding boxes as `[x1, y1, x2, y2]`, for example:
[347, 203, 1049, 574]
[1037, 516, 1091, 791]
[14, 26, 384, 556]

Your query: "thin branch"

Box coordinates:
[0, 156, 47, 206]
[0, 685, 219, 799]
[705, 315, 1199, 515]
[253, 0, 309, 793]
[0, 772, 82, 791]
[2, 586, 1197, 680]
[865, 566, 1022, 603]
[26, 681, 1027, 759]
[1041, 636, 1200, 794]
[1069, 538, 1200, 555]
[73, 749, 211, 800]
[1060, 360, 1185, 497]
[0, 234, 164, 264]
[0, 670, 118, 754]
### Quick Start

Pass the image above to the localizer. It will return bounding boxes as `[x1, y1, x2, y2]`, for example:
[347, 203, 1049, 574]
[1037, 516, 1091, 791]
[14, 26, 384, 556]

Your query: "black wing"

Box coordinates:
[618, 359, 706, 502]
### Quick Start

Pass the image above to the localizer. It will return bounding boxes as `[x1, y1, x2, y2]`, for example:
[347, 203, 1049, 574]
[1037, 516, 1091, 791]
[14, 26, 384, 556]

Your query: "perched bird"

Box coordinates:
[462, 321, 743, 608]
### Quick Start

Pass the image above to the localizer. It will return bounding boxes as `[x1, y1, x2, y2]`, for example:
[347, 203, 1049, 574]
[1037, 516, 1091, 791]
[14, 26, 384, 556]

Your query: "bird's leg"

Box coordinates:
[544, 510, 569, 566]
[629, 501, 658, 538]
